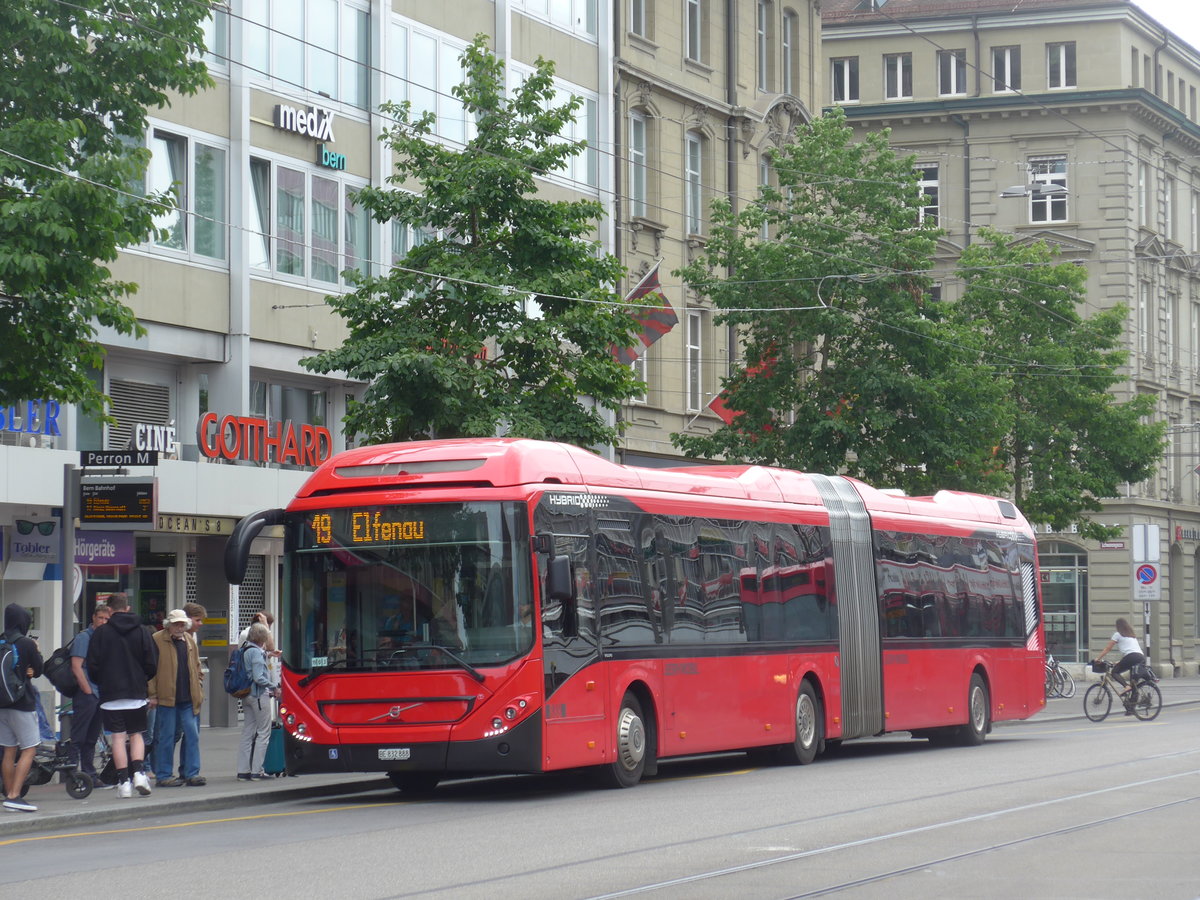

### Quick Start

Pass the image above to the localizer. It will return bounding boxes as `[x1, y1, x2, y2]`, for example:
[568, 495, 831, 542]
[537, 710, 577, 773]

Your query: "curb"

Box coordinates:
[0, 776, 389, 839]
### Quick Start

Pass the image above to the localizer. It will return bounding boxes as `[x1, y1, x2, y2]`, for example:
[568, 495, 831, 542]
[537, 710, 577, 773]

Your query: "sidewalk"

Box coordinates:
[5, 677, 1199, 838]
[0, 725, 388, 838]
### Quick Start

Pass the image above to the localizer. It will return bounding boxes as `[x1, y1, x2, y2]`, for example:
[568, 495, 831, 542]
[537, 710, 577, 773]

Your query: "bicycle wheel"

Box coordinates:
[1131, 682, 1162, 721]
[1083, 682, 1112, 722]
[1058, 667, 1076, 699]
[1044, 664, 1055, 699]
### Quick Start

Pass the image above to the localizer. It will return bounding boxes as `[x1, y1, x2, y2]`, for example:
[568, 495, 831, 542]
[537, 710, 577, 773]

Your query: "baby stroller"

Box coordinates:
[21, 702, 114, 800]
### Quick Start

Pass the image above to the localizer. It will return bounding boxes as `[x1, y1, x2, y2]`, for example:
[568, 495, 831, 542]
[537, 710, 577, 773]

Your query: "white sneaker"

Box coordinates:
[133, 771, 152, 796]
[117, 781, 132, 799]
[3, 798, 37, 812]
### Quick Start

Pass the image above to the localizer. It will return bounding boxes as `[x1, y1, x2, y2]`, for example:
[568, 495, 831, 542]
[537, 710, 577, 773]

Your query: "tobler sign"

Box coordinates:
[197, 413, 333, 468]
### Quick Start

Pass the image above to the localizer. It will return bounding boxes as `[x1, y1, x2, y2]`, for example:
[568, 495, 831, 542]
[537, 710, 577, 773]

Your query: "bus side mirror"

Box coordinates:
[225, 508, 284, 584]
[546, 555, 574, 602]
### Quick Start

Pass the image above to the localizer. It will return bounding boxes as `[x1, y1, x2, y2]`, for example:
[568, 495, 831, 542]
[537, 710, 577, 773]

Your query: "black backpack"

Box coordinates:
[42, 636, 80, 697]
[0, 633, 26, 708]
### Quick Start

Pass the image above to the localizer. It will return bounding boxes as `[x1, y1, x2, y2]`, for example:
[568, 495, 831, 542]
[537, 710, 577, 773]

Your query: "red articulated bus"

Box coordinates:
[225, 438, 1044, 793]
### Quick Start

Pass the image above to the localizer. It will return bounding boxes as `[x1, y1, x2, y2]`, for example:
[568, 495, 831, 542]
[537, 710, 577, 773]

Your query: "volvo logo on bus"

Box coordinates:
[368, 703, 422, 722]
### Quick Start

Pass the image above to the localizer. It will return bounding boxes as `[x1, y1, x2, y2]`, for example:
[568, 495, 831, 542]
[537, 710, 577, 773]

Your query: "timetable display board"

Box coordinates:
[80, 477, 158, 528]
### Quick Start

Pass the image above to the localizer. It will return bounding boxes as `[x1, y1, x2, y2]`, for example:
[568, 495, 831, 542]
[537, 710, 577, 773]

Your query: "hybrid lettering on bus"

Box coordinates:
[224, 439, 1044, 793]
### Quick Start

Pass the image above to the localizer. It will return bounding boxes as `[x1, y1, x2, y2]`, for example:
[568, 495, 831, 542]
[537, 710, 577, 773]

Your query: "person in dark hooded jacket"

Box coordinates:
[1, 603, 44, 812]
[86, 593, 157, 798]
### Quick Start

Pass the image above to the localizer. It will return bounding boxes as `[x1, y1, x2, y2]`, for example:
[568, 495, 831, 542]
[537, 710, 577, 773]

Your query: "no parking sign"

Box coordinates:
[1133, 562, 1160, 600]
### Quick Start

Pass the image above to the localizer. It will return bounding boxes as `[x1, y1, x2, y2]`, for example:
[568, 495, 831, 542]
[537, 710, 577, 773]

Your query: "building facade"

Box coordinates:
[823, 0, 1200, 673]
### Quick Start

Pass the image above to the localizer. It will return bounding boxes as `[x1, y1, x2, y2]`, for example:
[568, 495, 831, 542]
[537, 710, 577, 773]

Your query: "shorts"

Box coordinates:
[0, 707, 40, 750]
[101, 705, 149, 736]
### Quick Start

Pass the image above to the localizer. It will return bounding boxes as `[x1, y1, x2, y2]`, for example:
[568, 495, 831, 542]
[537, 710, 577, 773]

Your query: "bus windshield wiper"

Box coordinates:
[426, 644, 486, 683]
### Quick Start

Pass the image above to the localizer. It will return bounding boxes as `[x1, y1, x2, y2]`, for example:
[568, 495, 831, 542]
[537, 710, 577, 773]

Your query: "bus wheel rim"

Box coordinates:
[796, 693, 816, 748]
[617, 707, 645, 771]
[970, 684, 986, 731]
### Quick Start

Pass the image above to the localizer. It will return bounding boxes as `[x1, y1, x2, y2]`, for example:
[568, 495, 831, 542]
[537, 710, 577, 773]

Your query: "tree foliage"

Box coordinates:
[303, 36, 640, 446]
[0, 0, 212, 416]
[949, 230, 1164, 540]
[674, 110, 1007, 494]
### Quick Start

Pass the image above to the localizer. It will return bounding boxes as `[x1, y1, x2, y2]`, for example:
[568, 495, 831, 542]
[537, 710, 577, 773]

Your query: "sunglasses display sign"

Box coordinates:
[10, 519, 59, 563]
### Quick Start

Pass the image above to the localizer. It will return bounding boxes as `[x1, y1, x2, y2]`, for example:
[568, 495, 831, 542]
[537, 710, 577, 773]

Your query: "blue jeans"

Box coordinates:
[152, 704, 200, 781]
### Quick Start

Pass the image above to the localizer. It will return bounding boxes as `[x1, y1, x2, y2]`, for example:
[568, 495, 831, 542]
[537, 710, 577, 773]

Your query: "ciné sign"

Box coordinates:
[196, 413, 332, 468]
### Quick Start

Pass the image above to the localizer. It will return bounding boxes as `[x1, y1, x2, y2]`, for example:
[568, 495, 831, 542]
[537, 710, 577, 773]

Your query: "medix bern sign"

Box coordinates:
[197, 413, 332, 467]
[274, 104, 335, 142]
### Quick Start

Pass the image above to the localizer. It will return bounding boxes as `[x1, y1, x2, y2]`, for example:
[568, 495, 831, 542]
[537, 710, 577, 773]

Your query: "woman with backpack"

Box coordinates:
[236, 622, 277, 781]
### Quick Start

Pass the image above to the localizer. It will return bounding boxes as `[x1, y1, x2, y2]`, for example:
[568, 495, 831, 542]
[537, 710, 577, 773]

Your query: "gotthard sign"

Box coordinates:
[196, 413, 332, 468]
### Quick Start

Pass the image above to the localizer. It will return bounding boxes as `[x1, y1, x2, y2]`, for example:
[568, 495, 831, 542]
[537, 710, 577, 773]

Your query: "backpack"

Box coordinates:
[0, 634, 26, 708]
[42, 636, 80, 697]
[223, 641, 253, 698]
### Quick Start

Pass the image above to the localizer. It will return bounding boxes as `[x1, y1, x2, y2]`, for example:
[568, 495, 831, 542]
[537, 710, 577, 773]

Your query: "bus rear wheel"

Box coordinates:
[598, 693, 647, 788]
[778, 681, 823, 765]
[387, 772, 441, 795]
[954, 674, 990, 746]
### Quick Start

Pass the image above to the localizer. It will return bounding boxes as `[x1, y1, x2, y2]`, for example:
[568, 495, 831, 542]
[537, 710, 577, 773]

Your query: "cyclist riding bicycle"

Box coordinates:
[1093, 617, 1146, 712]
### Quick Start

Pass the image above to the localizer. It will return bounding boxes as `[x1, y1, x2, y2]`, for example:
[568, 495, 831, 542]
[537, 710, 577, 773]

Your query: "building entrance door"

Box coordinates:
[135, 567, 173, 630]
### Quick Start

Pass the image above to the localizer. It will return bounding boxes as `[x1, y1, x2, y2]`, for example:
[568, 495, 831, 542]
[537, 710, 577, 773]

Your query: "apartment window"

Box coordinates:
[1138, 282, 1151, 357]
[1168, 73, 1176, 107]
[391, 216, 436, 265]
[884, 53, 912, 100]
[1139, 161, 1152, 227]
[514, 0, 598, 39]
[200, 5, 229, 70]
[630, 0, 647, 37]
[831, 57, 859, 103]
[1166, 292, 1178, 367]
[629, 113, 649, 219]
[1131, 49, 1139, 88]
[389, 22, 470, 144]
[1192, 302, 1200, 374]
[244, 0, 369, 109]
[757, 0, 773, 91]
[759, 155, 772, 240]
[686, 0, 704, 62]
[146, 128, 227, 262]
[685, 132, 704, 235]
[782, 10, 798, 95]
[630, 349, 648, 404]
[250, 156, 368, 287]
[1192, 190, 1199, 253]
[1165, 176, 1176, 241]
[1030, 156, 1067, 223]
[993, 46, 1021, 92]
[938, 49, 967, 96]
[686, 310, 703, 412]
[1047, 42, 1076, 89]
[510, 64, 599, 189]
[916, 164, 939, 226]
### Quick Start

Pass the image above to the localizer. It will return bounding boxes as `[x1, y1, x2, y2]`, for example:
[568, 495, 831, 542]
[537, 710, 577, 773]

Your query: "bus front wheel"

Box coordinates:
[598, 693, 648, 788]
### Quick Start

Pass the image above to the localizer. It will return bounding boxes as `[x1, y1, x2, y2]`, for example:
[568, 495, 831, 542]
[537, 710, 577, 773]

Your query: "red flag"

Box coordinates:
[612, 262, 678, 364]
[708, 356, 775, 425]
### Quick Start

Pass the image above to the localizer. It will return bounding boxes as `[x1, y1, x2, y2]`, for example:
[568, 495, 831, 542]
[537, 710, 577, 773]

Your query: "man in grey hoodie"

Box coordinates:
[1, 603, 44, 812]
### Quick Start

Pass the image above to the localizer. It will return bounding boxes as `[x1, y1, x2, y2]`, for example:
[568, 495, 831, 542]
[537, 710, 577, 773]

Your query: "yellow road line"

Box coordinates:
[0, 801, 393, 847]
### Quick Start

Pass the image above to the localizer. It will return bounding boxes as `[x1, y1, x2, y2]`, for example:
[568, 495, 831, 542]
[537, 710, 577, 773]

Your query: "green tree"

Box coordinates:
[674, 110, 1007, 494]
[0, 0, 212, 417]
[303, 36, 640, 446]
[950, 229, 1164, 540]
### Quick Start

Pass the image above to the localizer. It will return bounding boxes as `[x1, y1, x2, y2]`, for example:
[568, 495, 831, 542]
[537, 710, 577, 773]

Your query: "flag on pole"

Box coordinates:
[612, 262, 678, 365]
[708, 356, 775, 425]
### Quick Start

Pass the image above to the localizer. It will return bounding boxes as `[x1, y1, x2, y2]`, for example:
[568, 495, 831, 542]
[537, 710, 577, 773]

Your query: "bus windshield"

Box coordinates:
[282, 501, 533, 674]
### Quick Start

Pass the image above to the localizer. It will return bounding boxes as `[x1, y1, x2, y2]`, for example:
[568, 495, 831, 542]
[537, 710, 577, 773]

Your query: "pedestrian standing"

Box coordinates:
[148, 609, 205, 787]
[1, 603, 44, 813]
[69, 603, 112, 788]
[236, 622, 277, 781]
[85, 592, 157, 798]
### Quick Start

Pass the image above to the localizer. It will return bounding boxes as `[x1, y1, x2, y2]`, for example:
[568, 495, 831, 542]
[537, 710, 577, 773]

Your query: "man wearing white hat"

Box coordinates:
[147, 609, 206, 786]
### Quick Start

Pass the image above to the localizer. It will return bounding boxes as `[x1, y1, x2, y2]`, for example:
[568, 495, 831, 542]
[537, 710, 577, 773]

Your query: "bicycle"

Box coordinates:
[1044, 653, 1076, 699]
[1083, 659, 1161, 722]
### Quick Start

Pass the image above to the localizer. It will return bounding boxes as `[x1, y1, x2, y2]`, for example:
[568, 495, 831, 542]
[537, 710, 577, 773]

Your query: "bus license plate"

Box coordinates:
[378, 748, 411, 761]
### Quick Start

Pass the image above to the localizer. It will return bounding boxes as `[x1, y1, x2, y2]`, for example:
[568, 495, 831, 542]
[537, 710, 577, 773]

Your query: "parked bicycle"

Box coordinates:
[1044, 653, 1076, 699]
[1083, 659, 1161, 722]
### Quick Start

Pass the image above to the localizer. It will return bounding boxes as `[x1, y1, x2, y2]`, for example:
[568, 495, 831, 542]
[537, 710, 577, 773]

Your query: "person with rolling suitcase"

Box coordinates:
[236, 623, 277, 781]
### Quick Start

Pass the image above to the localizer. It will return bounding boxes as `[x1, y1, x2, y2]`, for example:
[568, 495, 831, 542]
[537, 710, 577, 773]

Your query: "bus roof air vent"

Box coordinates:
[998, 500, 1018, 519]
[334, 459, 486, 478]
